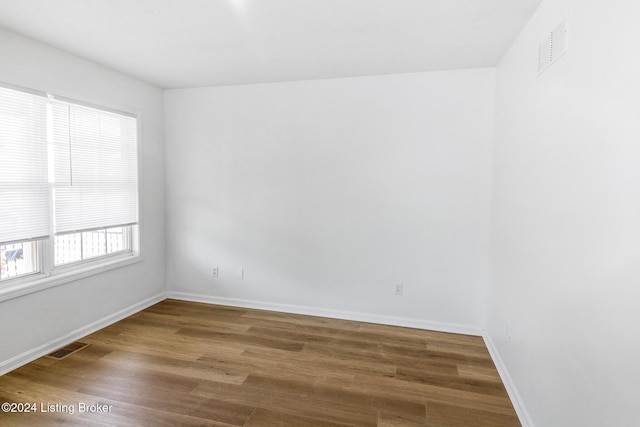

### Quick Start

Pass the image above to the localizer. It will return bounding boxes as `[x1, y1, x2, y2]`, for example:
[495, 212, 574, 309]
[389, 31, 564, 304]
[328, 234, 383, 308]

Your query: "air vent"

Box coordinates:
[46, 341, 89, 359]
[538, 20, 568, 74]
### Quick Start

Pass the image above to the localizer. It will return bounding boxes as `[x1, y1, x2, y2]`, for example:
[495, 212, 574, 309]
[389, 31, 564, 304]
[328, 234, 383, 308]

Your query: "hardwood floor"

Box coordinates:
[0, 299, 520, 426]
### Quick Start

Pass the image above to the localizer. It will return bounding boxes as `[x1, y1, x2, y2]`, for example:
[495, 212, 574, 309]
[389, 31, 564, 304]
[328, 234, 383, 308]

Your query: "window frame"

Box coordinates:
[0, 82, 142, 302]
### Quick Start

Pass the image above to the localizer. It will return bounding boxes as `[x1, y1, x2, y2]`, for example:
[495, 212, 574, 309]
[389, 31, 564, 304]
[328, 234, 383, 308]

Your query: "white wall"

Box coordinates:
[0, 29, 165, 368]
[489, 0, 640, 425]
[165, 69, 495, 331]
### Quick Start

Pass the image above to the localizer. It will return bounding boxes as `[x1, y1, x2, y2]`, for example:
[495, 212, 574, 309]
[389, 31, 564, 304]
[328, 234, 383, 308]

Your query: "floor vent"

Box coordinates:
[46, 342, 89, 359]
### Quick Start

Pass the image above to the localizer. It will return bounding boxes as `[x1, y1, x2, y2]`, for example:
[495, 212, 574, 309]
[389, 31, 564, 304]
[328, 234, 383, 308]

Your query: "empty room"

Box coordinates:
[0, 0, 638, 426]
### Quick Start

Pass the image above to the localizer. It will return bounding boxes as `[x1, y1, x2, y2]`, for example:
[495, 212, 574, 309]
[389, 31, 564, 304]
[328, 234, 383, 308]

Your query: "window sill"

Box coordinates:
[0, 254, 143, 303]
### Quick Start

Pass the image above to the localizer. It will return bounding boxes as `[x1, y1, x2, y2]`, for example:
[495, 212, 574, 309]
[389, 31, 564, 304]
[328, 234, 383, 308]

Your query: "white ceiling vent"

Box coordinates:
[538, 20, 568, 74]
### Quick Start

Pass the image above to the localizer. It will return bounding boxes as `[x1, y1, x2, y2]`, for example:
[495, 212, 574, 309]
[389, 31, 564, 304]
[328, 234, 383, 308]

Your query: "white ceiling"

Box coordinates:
[0, 0, 541, 89]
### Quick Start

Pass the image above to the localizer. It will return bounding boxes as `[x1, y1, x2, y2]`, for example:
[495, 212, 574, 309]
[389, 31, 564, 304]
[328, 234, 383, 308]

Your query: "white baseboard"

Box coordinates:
[0, 292, 167, 376]
[166, 291, 483, 336]
[483, 333, 534, 427]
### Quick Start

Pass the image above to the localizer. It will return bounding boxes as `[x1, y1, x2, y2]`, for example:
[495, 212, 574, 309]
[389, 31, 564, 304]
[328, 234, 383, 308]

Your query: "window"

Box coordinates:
[0, 84, 138, 285]
[0, 241, 38, 280]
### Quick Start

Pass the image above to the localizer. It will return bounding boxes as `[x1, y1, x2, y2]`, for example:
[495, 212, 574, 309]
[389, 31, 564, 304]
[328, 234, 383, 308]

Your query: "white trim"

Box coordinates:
[0, 255, 143, 303]
[166, 292, 483, 336]
[0, 292, 166, 376]
[0, 80, 46, 97]
[53, 94, 136, 118]
[483, 333, 535, 427]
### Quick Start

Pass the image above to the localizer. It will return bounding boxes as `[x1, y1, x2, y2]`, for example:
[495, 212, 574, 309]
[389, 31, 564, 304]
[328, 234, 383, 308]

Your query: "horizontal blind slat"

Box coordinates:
[0, 86, 50, 244]
[53, 101, 138, 234]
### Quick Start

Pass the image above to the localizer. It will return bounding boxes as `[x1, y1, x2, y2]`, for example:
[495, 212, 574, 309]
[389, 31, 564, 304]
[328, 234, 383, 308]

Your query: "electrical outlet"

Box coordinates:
[212, 266, 219, 278]
[236, 267, 244, 279]
[394, 283, 403, 295]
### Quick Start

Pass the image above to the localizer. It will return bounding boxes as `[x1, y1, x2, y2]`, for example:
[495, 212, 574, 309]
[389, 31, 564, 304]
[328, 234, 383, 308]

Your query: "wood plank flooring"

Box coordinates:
[0, 299, 520, 426]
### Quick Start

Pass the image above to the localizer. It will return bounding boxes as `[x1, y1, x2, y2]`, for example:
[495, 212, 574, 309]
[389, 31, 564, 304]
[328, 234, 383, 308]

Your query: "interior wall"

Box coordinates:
[0, 28, 165, 367]
[489, 0, 640, 425]
[165, 69, 495, 331]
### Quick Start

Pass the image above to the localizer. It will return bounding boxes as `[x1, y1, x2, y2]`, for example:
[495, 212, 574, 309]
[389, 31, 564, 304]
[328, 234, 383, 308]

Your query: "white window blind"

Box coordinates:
[52, 100, 138, 234]
[0, 86, 50, 244]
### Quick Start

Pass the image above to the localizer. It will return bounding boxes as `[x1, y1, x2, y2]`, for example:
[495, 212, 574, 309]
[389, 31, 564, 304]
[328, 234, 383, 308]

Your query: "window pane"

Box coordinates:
[54, 233, 82, 265]
[54, 226, 132, 266]
[82, 230, 107, 260]
[0, 241, 38, 280]
[106, 226, 128, 254]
